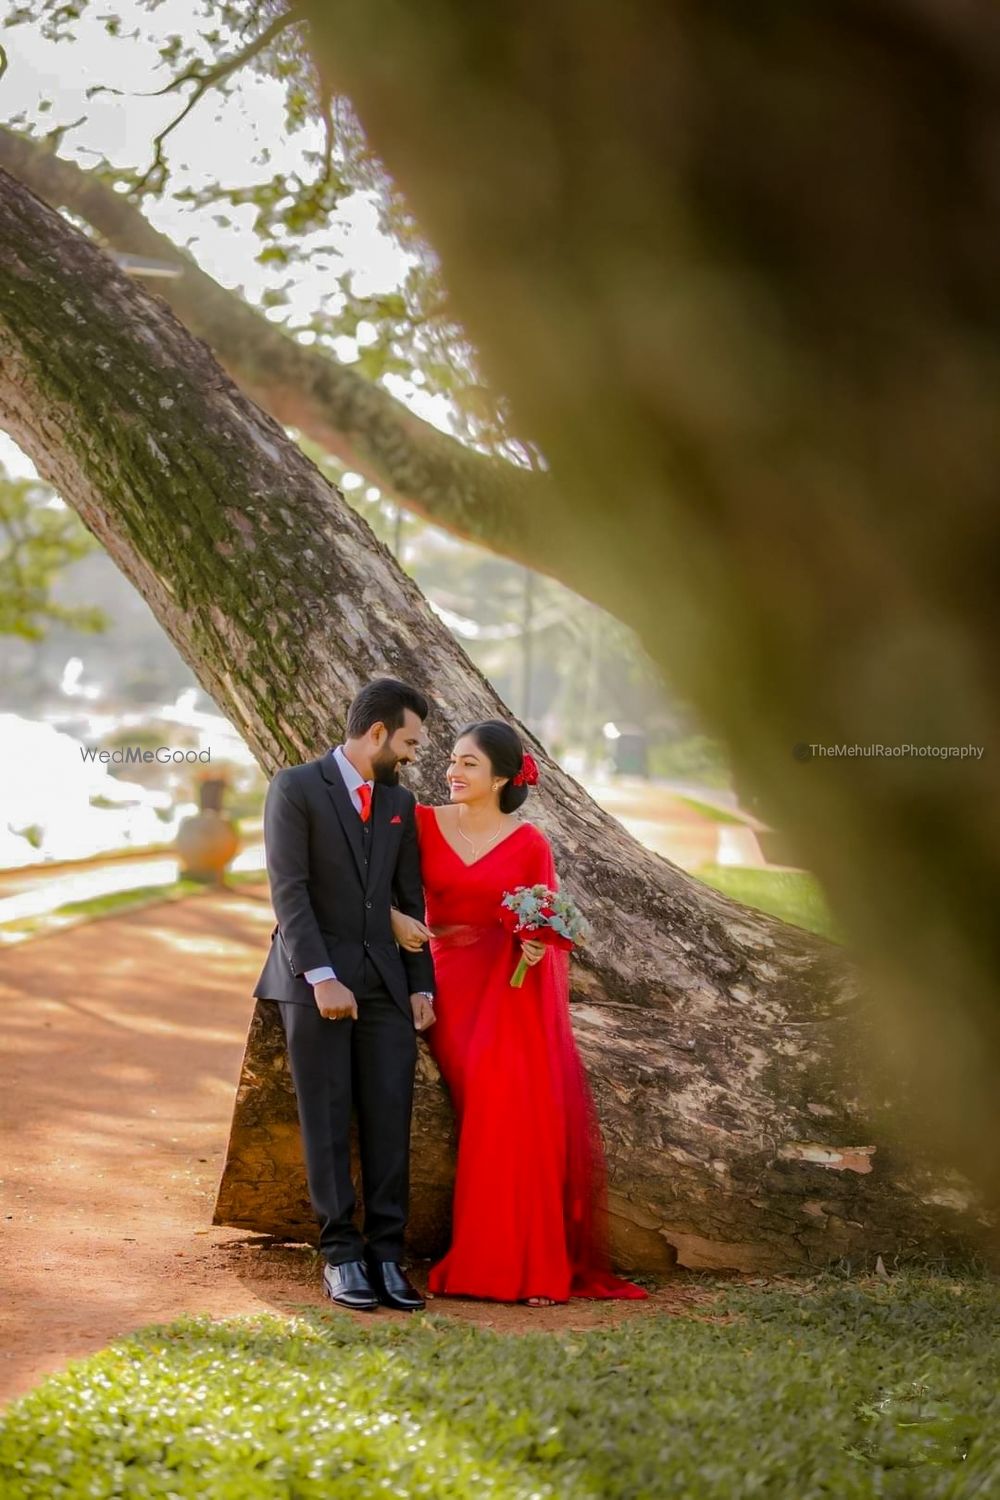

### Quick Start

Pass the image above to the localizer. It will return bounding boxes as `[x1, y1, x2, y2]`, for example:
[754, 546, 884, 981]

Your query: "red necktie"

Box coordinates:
[357, 783, 372, 823]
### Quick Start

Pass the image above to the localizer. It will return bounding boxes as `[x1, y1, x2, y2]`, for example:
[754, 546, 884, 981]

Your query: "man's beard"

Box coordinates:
[371, 747, 403, 786]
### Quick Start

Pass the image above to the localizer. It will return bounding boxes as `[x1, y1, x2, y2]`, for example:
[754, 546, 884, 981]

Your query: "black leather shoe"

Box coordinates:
[365, 1253, 425, 1311]
[322, 1259, 379, 1310]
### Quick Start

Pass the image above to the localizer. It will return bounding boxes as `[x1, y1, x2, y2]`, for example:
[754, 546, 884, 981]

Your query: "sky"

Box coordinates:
[0, 0, 453, 479]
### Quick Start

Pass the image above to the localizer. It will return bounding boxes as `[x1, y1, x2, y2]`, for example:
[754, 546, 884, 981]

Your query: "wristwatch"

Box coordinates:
[413, 991, 434, 1001]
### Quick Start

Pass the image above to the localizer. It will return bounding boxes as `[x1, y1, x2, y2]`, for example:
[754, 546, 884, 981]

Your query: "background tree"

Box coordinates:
[0, 464, 107, 639]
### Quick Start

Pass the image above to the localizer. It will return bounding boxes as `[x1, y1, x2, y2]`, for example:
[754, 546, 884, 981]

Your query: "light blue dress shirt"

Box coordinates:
[303, 745, 373, 987]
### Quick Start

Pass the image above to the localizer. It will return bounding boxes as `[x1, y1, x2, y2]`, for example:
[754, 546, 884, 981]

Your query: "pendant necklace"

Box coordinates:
[457, 806, 504, 860]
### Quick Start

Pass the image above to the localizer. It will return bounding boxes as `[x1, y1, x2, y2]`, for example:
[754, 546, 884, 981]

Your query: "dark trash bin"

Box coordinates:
[612, 727, 648, 777]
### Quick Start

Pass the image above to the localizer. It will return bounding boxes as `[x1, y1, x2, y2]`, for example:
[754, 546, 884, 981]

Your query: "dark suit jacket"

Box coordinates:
[253, 753, 434, 1016]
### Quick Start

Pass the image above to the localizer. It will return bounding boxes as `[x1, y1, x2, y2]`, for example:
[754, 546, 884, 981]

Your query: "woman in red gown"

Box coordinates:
[395, 720, 646, 1306]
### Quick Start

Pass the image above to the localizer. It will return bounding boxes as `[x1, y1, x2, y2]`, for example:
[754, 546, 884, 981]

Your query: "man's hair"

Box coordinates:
[346, 677, 429, 738]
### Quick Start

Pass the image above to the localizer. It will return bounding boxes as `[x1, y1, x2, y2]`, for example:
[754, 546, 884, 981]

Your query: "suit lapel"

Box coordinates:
[365, 782, 393, 893]
[319, 753, 366, 885]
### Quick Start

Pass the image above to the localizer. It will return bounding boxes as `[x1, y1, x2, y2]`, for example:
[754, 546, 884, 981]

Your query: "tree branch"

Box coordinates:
[92, 7, 308, 195]
[0, 126, 560, 588]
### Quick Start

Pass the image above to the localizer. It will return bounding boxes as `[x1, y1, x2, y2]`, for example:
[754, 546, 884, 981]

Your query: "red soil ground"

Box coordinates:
[1, 885, 721, 1405]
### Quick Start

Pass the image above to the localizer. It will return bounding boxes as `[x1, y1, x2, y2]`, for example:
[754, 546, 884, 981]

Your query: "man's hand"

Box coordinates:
[410, 993, 436, 1032]
[391, 908, 434, 952]
[314, 977, 358, 1021]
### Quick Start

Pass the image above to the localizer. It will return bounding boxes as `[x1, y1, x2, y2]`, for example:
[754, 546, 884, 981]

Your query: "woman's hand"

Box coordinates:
[519, 938, 547, 967]
[391, 908, 434, 952]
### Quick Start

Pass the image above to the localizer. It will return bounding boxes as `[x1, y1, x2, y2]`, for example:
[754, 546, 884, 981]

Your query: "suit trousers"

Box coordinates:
[278, 965, 417, 1265]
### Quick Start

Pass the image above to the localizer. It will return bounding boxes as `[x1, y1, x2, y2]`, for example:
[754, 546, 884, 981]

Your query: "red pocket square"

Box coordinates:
[390, 814, 403, 824]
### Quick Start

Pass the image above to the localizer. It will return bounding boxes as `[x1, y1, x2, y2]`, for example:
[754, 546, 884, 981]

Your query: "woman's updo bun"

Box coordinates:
[458, 720, 532, 813]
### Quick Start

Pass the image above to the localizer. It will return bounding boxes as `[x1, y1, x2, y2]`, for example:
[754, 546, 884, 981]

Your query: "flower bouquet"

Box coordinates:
[499, 883, 591, 987]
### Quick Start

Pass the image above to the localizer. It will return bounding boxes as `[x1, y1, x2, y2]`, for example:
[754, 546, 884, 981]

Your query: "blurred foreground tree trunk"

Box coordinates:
[303, 0, 1000, 1202]
[0, 167, 994, 1272]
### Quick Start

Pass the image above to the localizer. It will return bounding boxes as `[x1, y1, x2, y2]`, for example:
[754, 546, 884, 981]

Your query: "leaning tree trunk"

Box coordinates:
[0, 168, 993, 1272]
[304, 0, 1000, 1204]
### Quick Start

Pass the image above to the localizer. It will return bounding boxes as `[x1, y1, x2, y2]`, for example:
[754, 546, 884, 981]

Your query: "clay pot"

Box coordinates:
[176, 810, 239, 881]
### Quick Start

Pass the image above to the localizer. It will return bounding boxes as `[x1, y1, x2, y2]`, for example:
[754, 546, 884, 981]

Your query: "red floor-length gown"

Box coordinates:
[415, 804, 647, 1302]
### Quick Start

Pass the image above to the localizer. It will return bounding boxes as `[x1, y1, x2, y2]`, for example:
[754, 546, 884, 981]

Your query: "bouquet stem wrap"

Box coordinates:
[509, 952, 531, 988]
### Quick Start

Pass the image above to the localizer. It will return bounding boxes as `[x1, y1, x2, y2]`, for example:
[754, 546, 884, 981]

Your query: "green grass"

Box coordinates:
[51, 880, 205, 919]
[1, 1274, 997, 1498]
[694, 863, 844, 942]
[0, 880, 206, 940]
[672, 794, 746, 825]
[225, 868, 268, 887]
[0, 870, 268, 941]
[647, 734, 733, 788]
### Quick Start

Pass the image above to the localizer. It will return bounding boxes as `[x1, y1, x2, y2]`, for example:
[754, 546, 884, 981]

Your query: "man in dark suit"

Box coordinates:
[254, 678, 435, 1311]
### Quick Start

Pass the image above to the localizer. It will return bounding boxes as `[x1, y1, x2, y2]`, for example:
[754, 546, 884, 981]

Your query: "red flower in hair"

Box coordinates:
[512, 751, 540, 787]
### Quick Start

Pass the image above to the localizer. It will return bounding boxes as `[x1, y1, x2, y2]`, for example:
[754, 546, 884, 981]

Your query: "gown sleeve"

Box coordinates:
[393, 798, 434, 995]
[525, 825, 558, 890]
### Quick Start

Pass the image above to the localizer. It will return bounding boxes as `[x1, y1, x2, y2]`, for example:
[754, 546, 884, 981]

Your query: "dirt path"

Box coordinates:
[1, 886, 710, 1405]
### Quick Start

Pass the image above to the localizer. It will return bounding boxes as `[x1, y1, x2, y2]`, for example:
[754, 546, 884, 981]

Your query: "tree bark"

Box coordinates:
[302, 0, 1000, 1200]
[0, 126, 551, 581]
[0, 166, 993, 1272]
